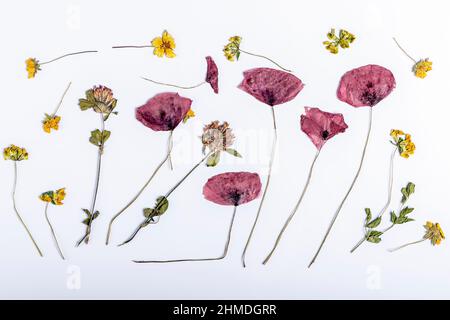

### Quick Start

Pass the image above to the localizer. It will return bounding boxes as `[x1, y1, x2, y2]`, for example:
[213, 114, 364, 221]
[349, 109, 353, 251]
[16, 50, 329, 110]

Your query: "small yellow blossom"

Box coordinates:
[223, 36, 242, 61]
[42, 114, 61, 133]
[390, 129, 415, 158]
[183, 109, 195, 123]
[3, 144, 28, 161]
[323, 28, 355, 54]
[26, 58, 40, 79]
[39, 188, 66, 205]
[424, 221, 445, 245]
[151, 30, 176, 58]
[413, 59, 432, 79]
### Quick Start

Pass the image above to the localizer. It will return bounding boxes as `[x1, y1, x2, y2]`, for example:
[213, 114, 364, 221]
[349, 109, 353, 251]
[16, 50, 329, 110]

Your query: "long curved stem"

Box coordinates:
[51, 82, 72, 116]
[142, 77, 206, 90]
[44, 203, 65, 260]
[263, 150, 320, 265]
[239, 48, 291, 72]
[392, 38, 417, 63]
[308, 108, 373, 268]
[168, 130, 174, 170]
[388, 238, 426, 252]
[133, 206, 237, 263]
[12, 162, 43, 257]
[241, 107, 278, 268]
[118, 152, 211, 246]
[112, 45, 152, 49]
[40, 50, 98, 65]
[105, 133, 174, 245]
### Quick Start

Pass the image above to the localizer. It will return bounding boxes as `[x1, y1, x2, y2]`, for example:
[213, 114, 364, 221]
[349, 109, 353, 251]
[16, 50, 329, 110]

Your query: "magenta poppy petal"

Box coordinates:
[136, 92, 192, 131]
[205, 56, 219, 94]
[300, 107, 348, 150]
[238, 68, 304, 106]
[203, 172, 262, 206]
[337, 64, 396, 107]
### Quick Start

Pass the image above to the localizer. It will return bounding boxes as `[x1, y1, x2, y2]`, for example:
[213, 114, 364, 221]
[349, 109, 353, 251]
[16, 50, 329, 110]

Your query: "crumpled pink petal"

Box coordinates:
[337, 64, 396, 107]
[136, 92, 192, 131]
[205, 56, 219, 94]
[300, 107, 348, 150]
[203, 172, 262, 206]
[238, 68, 304, 106]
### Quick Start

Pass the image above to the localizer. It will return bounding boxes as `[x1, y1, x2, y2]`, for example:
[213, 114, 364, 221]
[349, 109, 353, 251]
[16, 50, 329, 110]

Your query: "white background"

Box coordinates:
[0, 0, 449, 299]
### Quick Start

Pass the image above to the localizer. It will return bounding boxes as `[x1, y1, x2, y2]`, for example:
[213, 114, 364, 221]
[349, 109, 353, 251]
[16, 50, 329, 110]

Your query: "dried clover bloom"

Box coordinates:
[4, 144, 28, 161]
[424, 221, 445, 245]
[79, 85, 118, 119]
[390, 129, 415, 158]
[39, 188, 66, 206]
[26, 58, 40, 78]
[323, 28, 355, 54]
[393, 38, 432, 79]
[201, 121, 235, 154]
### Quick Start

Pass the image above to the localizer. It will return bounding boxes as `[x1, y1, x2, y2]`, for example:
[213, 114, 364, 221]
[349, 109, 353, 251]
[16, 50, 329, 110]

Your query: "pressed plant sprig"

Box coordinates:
[118, 121, 242, 246]
[39, 188, 66, 259]
[323, 28, 356, 54]
[4, 145, 43, 257]
[42, 81, 72, 133]
[76, 86, 118, 246]
[262, 107, 348, 265]
[112, 30, 176, 58]
[389, 221, 445, 252]
[142, 56, 219, 94]
[350, 130, 416, 253]
[223, 36, 292, 72]
[105, 92, 194, 245]
[133, 172, 261, 264]
[25, 51, 98, 79]
[393, 38, 432, 79]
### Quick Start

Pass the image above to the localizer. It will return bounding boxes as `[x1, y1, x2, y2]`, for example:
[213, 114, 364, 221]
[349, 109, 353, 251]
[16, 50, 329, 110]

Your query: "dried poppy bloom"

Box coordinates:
[393, 38, 432, 79]
[133, 172, 262, 264]
[141, 56, 219, 94]
[4, 145, 43, 257]
[112, 30, 176, 58]
[106, 92, 193, 245]
[309, 65, 396, 268]
[238, 67, 304, 267]
[263, 107, 347, 265]
[389, 221, 445, 252]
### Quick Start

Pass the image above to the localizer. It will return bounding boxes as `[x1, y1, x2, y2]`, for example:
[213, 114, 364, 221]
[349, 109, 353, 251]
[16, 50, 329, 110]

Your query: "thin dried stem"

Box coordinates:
[44, 203, 65, 260]
[40, 50, 98, 65]
[239, 48, 292, 72]
[392, 38, 417, 63]
[51, 82, 72, 116]
[142, 77, 206, 90]
[388, 238, 426, 252]
[112, 45, 152, 49]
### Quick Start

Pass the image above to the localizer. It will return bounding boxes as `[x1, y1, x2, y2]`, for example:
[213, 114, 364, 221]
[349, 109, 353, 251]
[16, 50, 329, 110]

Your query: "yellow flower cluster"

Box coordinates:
[39, 188, 66, 206]
[424, 221, 445, 245]
[3, 144, 28, 161]
[223, 36, 242, 61]
[413, 59, 432, 79]
[390, 129, 415, 158]
[26, 58, 40, 79]
[323, 29, 355, 54]
[42, 114, 61, 133]
[151, 30, 176, 58]
[183, 109, 195, 123]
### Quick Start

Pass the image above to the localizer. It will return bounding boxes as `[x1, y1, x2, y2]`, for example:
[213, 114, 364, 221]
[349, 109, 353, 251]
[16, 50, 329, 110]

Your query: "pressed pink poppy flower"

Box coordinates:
[308, 65, 396, 268]
[205, 56, 219, 94]
[238, 68, 304, 106]
[238, 67, 304, 267]
[203, 172, 262, 206]
[134, 172, 261, 265]
[135, 92, 192, 131]
[301, 107, 348, 150]
[263, 107, 348, 265]
[337, 64, 396, 107]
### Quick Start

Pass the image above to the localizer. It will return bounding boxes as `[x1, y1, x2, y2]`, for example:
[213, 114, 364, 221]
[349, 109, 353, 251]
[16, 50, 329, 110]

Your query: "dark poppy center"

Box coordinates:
[322, 130, 329, 140]
[229, 190, 242, 206]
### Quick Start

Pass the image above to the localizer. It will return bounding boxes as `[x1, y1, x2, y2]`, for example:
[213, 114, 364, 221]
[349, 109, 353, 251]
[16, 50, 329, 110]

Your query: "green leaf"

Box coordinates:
[85, 89, 95, 101]
[366, 217, 381, 229]
[364, 208, 372, 224]
[406, 182, 415, 195]
[367, 236, 382, 243]
[225, 148, 242, 158]
[206, 152, 221, 167]
[236, 50, 241, 60]
[143, 208, 155, 218]
[399, 206, 414, 217]
[154, 196, 169, 216]
[79, 99, 95, 111]
[390, 211, 397, 224]
[89, 129, 102, 146]
[102, 130, 111, 144]
[366, 230, 383, 243]
[396, 216, 415, 224]
[401, 187, 409, 204]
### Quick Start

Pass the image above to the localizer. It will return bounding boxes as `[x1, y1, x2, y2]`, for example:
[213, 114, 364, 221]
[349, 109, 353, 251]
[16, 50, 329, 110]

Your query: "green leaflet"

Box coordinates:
[206, 151, 221, 167]
[225, 148, 242, 158]
[89, 129, 111, 147]
[366, 217, 381, 229]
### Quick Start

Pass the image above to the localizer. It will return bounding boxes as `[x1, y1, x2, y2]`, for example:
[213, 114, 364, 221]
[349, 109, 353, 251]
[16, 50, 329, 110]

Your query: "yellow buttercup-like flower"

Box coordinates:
[3, 144, 28, 161]
[183, 109, 195, 123]
[26, 58, 40, 79]
[390, 129, 415, 158]
[424, 221, 445, 245]
[39, 188, 66, 205]
[42, 114, 61, 133]
[413, 59, 432, 79]
[151, 30, 176, 58]
[223, 36, 242, 61]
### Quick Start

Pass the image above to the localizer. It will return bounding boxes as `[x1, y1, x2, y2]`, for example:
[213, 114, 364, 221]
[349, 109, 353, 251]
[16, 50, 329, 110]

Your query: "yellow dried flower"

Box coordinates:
[324, 28, 355, 54]
[26, 58, 40, 79]
[42, 114, 61, 133]
[39, 188, 66, 205]
[151, 30, 176, 58]
[390, 129, 415, 158]
[223, 36, 242, 61]
[183, 109, 195, 123]
[413, 59, 432, 79]
[424, 221, 445, 245]
[3, 144, 28, 161]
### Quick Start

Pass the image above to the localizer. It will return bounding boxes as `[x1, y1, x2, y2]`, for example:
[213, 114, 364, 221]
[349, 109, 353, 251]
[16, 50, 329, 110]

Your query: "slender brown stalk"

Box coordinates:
[133, 205, 237, 263]
[44, 203, 65, 260]
[112, 45, 152, 49]
[238, 48, 291, 72]
[40, 50, 98, 65]
[263, 150, 321, 265]
[392, 38, 417, 63]
[50, 82, 72, 117]
[105, 132, 174, 245]
[308, 108, 373, 268]
[142, 77, 206, 90]
[388, 238, 426, 252]
[167, 130, 174, 170]
[241, 107, 278, 268]
[12, 162, 43, 257]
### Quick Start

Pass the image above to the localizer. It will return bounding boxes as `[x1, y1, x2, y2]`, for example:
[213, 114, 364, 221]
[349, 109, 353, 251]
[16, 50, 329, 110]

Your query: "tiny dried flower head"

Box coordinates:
[3, 144, 28, 161]
[39, 188, 66, 206]
[151, 30, 176, 58]
[424, 221, 445, 245]
[323, 28, 355, 54]
[390, 129, 415, 158]
[26, 58, 40, 79]
[223, 36, 242, 61]
[183, 108, 196, 123]
[79, 85, 118, 117]
[42, 114, 61, 133]
[413, 59, 432, 79]
[201, 121, 235, 154]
